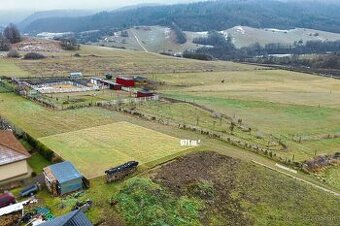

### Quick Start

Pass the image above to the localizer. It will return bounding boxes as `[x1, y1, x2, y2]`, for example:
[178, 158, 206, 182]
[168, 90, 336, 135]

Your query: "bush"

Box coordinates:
[113, 178, 202, 226]
[7, 49, 20, 58]
[60, 38, 80, 51]
[105, 74, 113, 79]
[25, 134, 55, 161]
[24, 52, 46, 60]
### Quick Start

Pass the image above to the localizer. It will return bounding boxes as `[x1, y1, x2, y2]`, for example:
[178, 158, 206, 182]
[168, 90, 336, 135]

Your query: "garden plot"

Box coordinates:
[38, 121, 189, 179]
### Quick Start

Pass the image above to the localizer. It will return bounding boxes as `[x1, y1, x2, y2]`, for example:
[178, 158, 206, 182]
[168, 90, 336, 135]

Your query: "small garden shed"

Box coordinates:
[44, 161, 83, 196]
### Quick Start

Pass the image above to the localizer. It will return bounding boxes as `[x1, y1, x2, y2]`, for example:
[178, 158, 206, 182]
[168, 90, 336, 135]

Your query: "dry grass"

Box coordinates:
[10, 45, 264, 77]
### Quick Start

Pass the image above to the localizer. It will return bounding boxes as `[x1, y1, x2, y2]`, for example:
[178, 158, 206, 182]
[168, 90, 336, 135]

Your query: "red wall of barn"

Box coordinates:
[116, 77, 135, 87]
[137, 92, 154, 98]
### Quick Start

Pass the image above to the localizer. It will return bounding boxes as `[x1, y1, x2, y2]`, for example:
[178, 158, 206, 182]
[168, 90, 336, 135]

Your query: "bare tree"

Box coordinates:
[3, 23, 21, 44]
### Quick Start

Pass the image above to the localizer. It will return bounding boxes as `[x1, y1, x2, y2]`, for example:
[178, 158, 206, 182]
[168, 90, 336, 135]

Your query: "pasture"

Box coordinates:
[0, 59, 31, 77]
[152, 69, 340, 162]
[38, 122, 190, 178]
[7, 45, 264, 77]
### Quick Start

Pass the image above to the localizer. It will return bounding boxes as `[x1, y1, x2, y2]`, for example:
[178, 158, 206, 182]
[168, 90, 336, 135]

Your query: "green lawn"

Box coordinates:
[38, 122, 190, 178]
[27, 153, 51, 174]
[162, 92, 340, 162]
[318, 165, 340, 191]
[0, 59, 31, 77]
[0, 93, 121, 138]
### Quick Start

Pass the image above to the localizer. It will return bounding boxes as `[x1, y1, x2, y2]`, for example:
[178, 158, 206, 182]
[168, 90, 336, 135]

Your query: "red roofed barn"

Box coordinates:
[0, 131, 31, 182]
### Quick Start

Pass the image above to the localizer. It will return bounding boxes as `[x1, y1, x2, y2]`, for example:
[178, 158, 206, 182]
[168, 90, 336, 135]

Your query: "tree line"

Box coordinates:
[185, 31, 340, 61]
[23, 0, 340, 34]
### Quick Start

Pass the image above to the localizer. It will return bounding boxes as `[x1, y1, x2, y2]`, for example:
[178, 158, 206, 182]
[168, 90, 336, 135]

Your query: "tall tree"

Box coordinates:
[3, 23, 21, 44]
[0, 33, 10, 51]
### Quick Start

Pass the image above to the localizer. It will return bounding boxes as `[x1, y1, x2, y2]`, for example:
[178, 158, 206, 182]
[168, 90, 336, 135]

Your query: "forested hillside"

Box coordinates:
[23, 0, 340, 34]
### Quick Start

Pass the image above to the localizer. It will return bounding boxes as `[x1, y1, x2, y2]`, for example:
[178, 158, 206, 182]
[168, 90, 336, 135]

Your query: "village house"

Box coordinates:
[0, 131, 31, 183]
[43, 161, 84, 196]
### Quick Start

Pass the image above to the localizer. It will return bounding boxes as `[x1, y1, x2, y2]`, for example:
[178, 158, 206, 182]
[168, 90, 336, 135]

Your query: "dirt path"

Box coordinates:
[252, 160, 340, 197]
[131, 30, 149, 52]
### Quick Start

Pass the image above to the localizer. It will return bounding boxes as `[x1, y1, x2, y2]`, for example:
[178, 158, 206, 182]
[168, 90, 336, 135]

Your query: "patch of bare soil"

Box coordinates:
[12, 38, 64, 53]
[152, 152, 254, 226]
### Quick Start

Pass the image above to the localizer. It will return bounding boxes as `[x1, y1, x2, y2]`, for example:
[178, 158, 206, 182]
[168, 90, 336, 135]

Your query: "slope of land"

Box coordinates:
[3, 44, 263, 77]
[22, 0, 340, 33]
[99, 26, 340, 53]
[0, 44, 339, 225]
[113, 152, 340, 226]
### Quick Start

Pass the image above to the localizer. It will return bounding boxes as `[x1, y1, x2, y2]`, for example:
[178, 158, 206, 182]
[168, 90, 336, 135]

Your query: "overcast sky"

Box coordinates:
[0, 0, 203, 10]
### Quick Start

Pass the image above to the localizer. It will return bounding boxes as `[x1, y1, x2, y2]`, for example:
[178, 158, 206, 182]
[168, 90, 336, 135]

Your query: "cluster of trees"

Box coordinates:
[0, 24, 21, 51]
[186, 31, 340, 61]
[248, 53, 340, 70]
[23, 0, 340, 34]
[170, 22, 186, 44]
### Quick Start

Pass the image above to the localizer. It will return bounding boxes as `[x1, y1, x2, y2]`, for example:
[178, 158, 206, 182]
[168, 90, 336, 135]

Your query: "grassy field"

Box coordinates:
[0, 59, 31, 77]
[6, 45, 263, 77]
[0, 92, 120, 138]
[38, 122, 190, 178]
[318, 165, 340, 191]
[149, 69, 340, 162]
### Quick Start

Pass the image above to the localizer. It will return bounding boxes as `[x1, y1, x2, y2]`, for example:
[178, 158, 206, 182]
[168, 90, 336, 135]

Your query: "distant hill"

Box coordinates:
[18, 9, 97, 31]
[0, 10, 33, 26]
[97, 25, 340, 53]
[23, 0, 340, 34]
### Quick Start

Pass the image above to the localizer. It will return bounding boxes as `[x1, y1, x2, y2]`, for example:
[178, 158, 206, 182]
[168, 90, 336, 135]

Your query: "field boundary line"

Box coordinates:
[251, 161, 340, 197]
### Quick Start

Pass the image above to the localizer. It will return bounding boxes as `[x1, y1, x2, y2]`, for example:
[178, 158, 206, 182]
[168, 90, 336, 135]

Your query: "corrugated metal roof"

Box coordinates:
[39, 210, 93, 226]
[48, 161, 82, 184]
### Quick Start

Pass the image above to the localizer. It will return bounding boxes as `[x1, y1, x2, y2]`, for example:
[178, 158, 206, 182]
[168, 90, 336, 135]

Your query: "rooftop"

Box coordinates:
[0, 131, 30, 166]
[39, 209, 93, 226]
[46, 161, 82, 183]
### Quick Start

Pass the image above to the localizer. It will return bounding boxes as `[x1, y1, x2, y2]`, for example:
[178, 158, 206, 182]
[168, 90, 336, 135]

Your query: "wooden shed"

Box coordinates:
[44, 161, 84, 196]
[105, 161, 138, 183]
